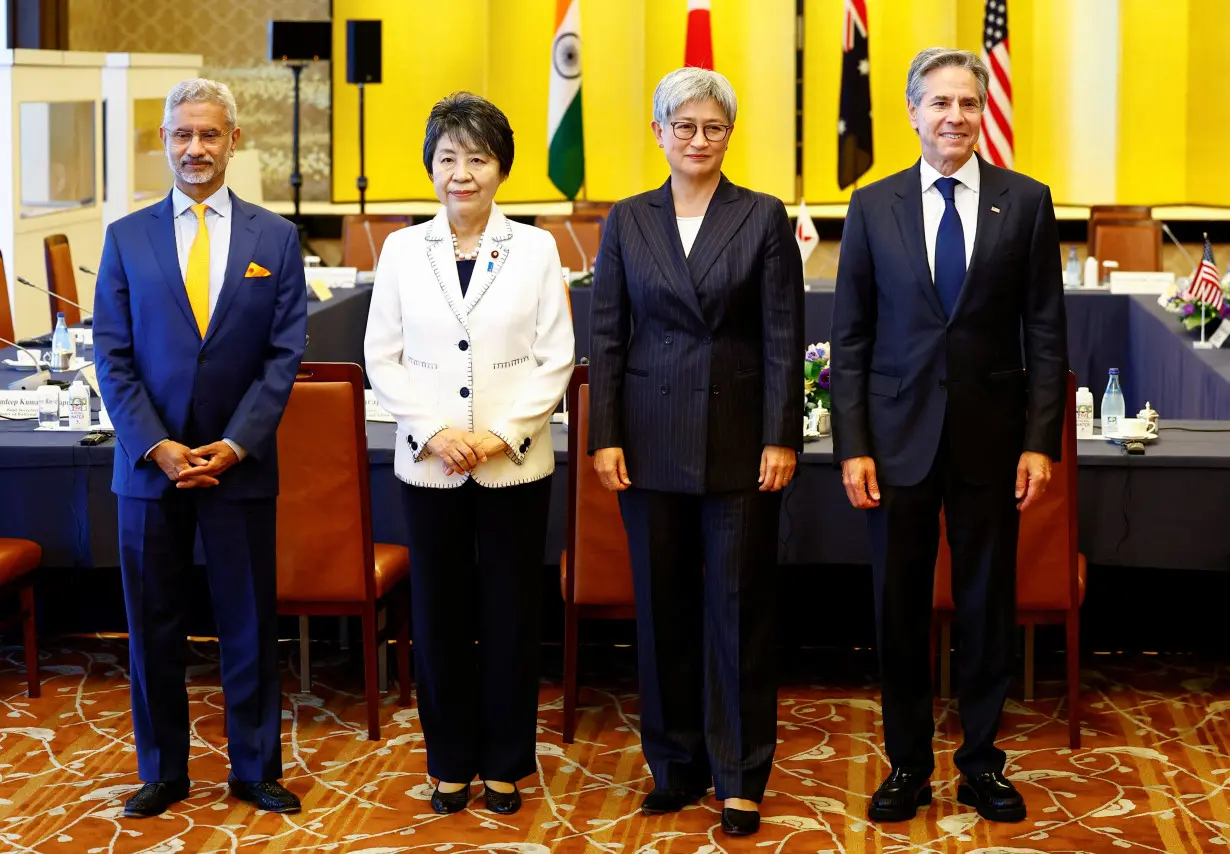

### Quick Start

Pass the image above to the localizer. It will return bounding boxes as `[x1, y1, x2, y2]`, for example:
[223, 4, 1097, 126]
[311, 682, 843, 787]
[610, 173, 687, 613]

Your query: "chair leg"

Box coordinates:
[929, 614, 937, 689]
[338, 616, 350, 651]
[1024, 623, 1036, 702]
[1067, 609, 1081, 749]
[377, 607, 389, 694]
[362, 606, 380, 740]
[562, 599, 579, 744]
[20, 581, 38, 699]
[299, 616, 311, 694]
[939, 616, 952, 700]
[395, 586, 411, 707]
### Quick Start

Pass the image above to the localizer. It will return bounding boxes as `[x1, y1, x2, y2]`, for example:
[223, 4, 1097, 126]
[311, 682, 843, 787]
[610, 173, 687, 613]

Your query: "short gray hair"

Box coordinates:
[163, 78, 237, 129]
[652, 67, 737, 126]
[905, 48, 988, 109]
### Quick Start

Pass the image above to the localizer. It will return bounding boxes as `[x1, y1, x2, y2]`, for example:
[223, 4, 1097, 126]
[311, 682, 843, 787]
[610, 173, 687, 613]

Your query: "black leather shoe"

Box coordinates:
[123, 780, 190, 818]
[431, 784, 472, 814]
[484, 784, 522, 814]
[228, 776, 301, 814]
[868, 768, 932, 822]
[958, 771, 1026, 822]
[641, 787, 707, 815]
[721, 807, 761, 835]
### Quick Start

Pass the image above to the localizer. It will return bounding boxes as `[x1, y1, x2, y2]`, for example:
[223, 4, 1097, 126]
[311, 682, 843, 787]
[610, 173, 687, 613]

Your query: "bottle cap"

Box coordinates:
[1078, 386, 1089, 393]
[56, 311, 65, 318]
[1109, 368, 1119, 374]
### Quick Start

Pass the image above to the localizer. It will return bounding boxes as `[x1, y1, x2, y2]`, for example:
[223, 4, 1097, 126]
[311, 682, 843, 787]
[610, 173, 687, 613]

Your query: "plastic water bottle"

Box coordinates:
[50, 312, 71, 371]
[1065, 247, 1080, 287]
[67, 381, 90, 429]
[1101, 369, 1125, 438]
[1075, 386, 1095, 439]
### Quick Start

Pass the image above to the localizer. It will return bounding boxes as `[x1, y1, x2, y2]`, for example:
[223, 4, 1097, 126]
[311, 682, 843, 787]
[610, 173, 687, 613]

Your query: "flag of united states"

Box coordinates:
[1185, 237, 1227, 309]
[981, 0, 1013, 169]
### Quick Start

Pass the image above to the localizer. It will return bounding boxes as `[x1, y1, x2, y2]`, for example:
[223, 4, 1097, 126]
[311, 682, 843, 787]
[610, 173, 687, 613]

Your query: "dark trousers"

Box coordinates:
[118, 491, 282, 784]
[617, 488, 781, 802]
[866, 434, 1020, 777]
[401, 476, 552, 784]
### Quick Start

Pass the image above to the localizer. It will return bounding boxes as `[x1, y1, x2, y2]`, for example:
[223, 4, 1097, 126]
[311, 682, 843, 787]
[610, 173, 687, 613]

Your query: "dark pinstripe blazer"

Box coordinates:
[587, 175, 804, 494]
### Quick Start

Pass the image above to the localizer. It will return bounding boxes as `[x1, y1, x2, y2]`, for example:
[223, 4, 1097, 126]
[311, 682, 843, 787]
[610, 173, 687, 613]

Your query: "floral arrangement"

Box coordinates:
[804, 341, 830, 413]
[1163, 275, 1230, 331]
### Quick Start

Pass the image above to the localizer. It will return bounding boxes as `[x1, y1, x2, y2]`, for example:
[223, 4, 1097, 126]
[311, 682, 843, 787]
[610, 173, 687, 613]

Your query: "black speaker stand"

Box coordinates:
[356, 81, 368, 214]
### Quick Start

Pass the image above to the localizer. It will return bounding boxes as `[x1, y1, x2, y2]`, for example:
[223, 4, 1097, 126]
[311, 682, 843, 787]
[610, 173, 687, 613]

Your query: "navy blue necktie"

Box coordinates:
[933, 176, 965, 317]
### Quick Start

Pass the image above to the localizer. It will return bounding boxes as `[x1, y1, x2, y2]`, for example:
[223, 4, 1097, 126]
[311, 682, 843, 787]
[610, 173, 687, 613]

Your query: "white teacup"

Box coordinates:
[1117, 417, 1158, 439]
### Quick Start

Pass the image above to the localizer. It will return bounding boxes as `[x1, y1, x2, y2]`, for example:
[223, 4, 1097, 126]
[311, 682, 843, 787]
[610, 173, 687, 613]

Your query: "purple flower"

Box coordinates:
[805, 345, 822, 363]
[818, 367, 831, 390]
[1183, 303, 1196, 316]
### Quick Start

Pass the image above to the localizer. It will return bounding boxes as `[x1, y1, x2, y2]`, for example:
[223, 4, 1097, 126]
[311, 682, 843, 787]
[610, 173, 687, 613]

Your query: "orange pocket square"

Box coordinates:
[244, 262, 272, 278]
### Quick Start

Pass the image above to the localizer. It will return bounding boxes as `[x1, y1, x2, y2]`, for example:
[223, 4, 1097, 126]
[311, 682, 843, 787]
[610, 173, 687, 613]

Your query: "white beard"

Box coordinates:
[165, 148, 226, 185]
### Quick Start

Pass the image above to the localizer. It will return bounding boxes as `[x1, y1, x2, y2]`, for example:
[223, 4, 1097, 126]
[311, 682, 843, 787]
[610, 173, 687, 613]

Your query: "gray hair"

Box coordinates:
[905, 48, 988, 109]
[163, 78, 238, 129]
[652, 67, 737, 126]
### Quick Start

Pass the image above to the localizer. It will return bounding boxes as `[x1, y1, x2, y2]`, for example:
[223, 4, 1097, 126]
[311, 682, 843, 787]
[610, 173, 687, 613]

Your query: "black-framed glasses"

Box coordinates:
[670, 121, 731, 142]
[164, 128, 233, 147]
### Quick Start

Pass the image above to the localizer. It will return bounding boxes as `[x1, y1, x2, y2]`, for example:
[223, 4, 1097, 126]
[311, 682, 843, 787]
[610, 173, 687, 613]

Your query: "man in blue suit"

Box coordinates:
[94, 79, 306, 819]
[831, 49, 1067, 824]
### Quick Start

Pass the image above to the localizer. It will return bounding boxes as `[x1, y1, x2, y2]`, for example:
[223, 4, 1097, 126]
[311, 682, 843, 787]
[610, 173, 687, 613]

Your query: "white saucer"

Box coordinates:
[1114, 433, 1157, 443]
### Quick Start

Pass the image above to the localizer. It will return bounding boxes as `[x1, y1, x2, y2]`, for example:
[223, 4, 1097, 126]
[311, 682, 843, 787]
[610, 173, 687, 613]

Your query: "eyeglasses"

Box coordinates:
[670, 121, 732, 142]
[164, 128, 233, 147]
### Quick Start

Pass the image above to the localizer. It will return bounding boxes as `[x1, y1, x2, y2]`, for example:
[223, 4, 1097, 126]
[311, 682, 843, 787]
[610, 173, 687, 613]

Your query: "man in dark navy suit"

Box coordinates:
[831, 49, 1067, 824]
[94, 79, 306, 819]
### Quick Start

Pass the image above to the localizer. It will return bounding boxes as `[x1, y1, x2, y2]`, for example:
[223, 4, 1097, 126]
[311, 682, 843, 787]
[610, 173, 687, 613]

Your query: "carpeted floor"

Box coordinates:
[1, 639, 1229, 853]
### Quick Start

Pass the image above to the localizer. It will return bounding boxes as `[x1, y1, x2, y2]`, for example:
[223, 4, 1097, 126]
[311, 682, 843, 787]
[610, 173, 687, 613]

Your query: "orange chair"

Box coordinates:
[1087, 205, 1151, 256]
[0, 540, 41, 698]
[933, 371, 1085, 748]
[274, 362, 411, 740]
[341, 214, 412, 272]
[538, 220, 603, 273]
[0, 249, 17, 342]
[43, 235, 83, 327]
[559, 365, 636, 743]
[571, 200, 613, 221]
[1091, 218, 1163, 273]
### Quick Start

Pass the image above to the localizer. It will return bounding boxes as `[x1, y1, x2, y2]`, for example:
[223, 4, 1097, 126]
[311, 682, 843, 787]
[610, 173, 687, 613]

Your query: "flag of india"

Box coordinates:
[547, 0, 584, 199]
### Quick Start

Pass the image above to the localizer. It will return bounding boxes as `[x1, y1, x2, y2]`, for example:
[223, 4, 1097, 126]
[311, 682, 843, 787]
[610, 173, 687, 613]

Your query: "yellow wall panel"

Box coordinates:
[1186, 0, 1230, 205]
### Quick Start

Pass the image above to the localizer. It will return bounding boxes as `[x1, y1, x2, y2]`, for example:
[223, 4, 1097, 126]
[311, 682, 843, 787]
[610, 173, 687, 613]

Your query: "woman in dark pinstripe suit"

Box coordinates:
[587, 67, 804, 837]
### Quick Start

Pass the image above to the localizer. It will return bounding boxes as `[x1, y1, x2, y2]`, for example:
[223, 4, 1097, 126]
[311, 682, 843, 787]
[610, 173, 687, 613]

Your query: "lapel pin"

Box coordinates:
[491, 250, 499, 258]
[991, 206, 1001, 214]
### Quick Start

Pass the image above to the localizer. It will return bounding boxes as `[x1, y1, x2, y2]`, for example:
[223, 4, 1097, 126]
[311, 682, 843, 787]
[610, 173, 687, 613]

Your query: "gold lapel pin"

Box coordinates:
[991, 206, 1001, 214]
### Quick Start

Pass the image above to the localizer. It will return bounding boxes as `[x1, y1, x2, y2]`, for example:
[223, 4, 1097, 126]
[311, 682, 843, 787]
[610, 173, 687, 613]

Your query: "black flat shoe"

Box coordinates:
[123, 780, 190, 818]
[228, 776, 301, 813]
[431, 783, 472, 814]
[957, 771, 1026, 822]
[868, 768, 932, 822]
[721, 807, 761, 836]
[484, 784, 522, 814]
[640, 787, 707, 815]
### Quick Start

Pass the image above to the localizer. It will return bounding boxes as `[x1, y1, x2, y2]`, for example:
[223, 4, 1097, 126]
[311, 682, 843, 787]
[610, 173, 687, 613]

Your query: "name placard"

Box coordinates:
[1210, 319, 1230, 349]
[303, 267, 358, 289]
[0, 391, 43, 420]
[363, 390, 394, 423]
[1110, 271, 1176, 295]
[307, 279, 334, 302]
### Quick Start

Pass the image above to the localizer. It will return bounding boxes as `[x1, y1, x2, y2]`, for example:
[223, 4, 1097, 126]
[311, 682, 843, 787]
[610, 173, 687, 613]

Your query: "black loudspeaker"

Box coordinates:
[346, 20, 382, 84]
[268, 20, 331, 62]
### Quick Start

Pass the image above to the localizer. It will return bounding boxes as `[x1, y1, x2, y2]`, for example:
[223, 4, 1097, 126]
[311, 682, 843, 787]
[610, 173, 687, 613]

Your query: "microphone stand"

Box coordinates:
[0, 335, 53, 390]
[16, 277, 94, 327]
[357, 81, 368, 214]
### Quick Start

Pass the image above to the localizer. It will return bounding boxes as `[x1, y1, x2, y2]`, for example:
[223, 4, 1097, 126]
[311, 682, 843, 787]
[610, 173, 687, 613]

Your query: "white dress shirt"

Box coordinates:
[920, 155, 980, 281]
[148, 185, 244, 462]
[676, 215, 704, 257]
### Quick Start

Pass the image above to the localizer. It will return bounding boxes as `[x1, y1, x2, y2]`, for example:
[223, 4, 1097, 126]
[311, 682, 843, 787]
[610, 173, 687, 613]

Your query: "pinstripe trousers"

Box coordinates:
[618, 487, 782, 802]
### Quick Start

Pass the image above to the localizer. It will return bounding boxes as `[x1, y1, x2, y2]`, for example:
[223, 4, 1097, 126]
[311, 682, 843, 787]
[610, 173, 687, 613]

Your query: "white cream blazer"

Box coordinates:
[364, 205, 575, 488]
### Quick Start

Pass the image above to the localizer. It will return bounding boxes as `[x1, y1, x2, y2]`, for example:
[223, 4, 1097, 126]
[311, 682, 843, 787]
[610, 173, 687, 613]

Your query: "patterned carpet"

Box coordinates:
[1, 639, 1229, 853]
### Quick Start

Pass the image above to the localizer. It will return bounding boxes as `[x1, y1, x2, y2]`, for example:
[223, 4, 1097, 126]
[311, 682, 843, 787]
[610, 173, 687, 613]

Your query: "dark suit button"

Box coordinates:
[197, 355, 207, 365]
[702, 336, 711, 344]
[197, 399, 208, 407]
[411, 441, 419, 451]
[664, 335, 673, 345]
[460, 387, 470, 398]
[524, 437, 532, 447]
[660, 385, 669, 395]
[711, 385, 720, 395]
[459, 340, 469, 351]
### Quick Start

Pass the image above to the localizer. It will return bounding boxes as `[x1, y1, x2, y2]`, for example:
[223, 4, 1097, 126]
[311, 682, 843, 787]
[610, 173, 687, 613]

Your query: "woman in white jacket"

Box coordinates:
[364, 92, 574, 816]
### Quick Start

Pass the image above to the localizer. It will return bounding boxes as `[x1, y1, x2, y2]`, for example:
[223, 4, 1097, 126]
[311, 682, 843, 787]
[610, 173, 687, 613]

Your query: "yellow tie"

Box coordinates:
[185, 203, 210, 335]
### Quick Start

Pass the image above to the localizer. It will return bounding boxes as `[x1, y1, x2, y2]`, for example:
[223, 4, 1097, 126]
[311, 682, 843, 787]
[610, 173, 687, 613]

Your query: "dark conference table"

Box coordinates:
[2, 419, 1228, 573]
[571, 283, 1230, 420]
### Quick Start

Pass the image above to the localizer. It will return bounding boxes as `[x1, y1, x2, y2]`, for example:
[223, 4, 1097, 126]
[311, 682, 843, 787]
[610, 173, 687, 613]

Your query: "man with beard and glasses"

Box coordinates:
[93, 78, 307, 819]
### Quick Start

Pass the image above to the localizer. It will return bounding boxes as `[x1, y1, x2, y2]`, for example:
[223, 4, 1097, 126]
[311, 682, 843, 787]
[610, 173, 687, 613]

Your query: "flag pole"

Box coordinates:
[1195, 231, 1215, 349]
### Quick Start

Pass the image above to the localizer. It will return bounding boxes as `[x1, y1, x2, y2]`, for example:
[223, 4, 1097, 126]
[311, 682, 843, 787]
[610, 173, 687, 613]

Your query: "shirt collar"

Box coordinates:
[172, 184, 231, 218]
[920, 155, 981, 195]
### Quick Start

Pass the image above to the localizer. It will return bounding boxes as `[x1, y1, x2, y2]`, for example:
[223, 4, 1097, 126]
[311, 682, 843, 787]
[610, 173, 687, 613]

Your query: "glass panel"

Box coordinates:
[133, 98, 171, 202]
[19, 101, 97, 217]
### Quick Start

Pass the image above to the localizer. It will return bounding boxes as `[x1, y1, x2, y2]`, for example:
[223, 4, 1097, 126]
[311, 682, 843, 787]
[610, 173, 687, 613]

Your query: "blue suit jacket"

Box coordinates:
[94, 191, 307, 499]
[587, 176, 804, 494]
[830, 157, 1068, 487]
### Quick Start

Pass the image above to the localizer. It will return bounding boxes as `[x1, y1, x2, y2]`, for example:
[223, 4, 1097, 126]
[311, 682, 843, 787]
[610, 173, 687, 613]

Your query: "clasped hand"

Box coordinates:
[151, 440, 239, 489]
[426, 428, 509, 476]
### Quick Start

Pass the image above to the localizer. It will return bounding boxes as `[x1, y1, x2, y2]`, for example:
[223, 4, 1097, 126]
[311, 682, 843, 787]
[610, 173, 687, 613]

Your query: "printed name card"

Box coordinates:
[0, 391, 42, 419]
[307, 279, 334, 302]
[1211, 319, 1230, 349]
[303, 266, 358, 289]
[363, 390, 394, 423]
